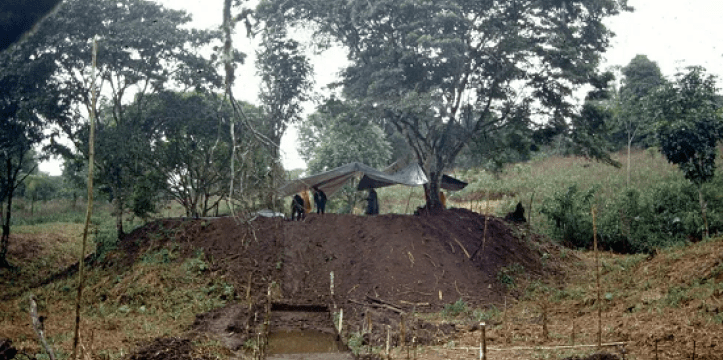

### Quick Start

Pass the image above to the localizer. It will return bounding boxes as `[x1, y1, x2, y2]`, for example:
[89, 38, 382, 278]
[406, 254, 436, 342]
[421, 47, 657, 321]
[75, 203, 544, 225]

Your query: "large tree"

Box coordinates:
[258, 0, 632, 209]
[649, 66, 723, 238]
[143, 91, 237, 218]
[0, 34, 66, 268]
[31, 0, 224, 236]
[255, 26, 313, 208]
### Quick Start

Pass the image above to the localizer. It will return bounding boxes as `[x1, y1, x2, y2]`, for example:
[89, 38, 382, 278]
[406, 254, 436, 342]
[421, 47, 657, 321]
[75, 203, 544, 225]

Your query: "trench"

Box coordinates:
[264, 304, 353, 360]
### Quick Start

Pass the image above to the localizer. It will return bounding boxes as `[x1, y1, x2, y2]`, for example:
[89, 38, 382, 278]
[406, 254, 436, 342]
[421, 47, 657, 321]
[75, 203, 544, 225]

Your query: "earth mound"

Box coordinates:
[118, 208, 558, 354]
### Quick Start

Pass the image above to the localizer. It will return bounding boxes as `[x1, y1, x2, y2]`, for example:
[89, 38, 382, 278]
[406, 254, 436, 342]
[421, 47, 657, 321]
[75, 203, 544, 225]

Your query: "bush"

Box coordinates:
[540, 176, 723, 254]
[540, 185, 598, 249]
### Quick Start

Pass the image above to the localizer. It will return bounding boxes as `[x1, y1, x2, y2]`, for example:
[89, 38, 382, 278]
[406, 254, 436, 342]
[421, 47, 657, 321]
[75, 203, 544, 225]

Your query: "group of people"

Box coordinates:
[290, 186, 327, 221]
[290, 187, 380, 220]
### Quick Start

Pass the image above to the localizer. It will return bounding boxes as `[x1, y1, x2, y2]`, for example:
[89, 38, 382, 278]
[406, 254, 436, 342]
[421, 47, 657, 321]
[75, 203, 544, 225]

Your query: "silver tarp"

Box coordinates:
[278, 161, 467, 198]
[277, 162, 428, 198]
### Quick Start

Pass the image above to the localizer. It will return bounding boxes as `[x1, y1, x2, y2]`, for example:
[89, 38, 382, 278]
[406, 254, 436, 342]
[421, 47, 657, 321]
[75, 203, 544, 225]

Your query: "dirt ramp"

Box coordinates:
[279, 209, 542, 309]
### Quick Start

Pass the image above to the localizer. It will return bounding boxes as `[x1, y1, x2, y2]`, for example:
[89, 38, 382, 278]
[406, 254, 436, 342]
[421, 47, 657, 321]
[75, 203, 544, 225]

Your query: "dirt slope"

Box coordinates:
[116, 208, 553, 354]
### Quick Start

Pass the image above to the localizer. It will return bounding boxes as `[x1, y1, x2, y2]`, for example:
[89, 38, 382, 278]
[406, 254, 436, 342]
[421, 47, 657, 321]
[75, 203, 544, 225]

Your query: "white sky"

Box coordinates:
[38, 0, 723, 175]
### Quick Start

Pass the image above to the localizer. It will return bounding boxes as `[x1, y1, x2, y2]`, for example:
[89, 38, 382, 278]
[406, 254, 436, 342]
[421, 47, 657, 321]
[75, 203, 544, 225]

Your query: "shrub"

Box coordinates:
[442, 299, 469, 318]
[541, 177, 723, 254]
[540, 185, 598, 249]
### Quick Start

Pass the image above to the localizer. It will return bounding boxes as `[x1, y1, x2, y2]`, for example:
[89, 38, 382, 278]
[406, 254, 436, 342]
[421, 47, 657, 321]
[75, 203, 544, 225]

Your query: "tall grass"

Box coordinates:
[455, 148, 681, 219]
[451, 148, 723, 252]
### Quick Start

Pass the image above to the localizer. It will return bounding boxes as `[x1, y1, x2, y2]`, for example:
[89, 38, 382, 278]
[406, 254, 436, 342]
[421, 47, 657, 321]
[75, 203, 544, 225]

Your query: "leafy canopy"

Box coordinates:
[650, 66, 723, 186]
[258, 0, 632, 207]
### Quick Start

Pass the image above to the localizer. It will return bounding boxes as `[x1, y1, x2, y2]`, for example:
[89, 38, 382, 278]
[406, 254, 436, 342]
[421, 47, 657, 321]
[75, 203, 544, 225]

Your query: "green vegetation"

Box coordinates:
[442, 299, 469, 318]
[1, 220, 235, 359]
[455, 147, 723, 254]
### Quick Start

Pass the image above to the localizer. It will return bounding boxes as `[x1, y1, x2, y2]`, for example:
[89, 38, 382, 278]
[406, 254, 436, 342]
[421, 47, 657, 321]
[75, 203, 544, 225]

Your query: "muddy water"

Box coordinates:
[265, 305, 354, 360]
[266, 330, 344, 354]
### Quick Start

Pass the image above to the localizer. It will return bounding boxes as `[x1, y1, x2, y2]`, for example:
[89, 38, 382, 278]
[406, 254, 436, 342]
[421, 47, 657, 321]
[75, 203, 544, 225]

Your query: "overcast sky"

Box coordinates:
[39, 0, 723, 174]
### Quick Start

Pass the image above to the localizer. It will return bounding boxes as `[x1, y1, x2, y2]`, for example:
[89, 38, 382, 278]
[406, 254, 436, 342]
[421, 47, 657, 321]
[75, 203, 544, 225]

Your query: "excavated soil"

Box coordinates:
[117, 208, 557, 358]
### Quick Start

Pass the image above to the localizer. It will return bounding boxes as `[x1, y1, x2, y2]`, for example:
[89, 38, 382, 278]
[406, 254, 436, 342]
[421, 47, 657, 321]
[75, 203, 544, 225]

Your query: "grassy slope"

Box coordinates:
[0, 204, 233, 360]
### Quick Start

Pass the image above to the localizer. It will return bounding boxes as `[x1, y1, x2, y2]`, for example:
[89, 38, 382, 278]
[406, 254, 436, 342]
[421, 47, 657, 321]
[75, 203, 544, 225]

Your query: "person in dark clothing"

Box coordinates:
[291, 194, 305, 221]
[366, 188, 379, 215]
[313, 186, 327, 214]
[503, 202, 526, 223]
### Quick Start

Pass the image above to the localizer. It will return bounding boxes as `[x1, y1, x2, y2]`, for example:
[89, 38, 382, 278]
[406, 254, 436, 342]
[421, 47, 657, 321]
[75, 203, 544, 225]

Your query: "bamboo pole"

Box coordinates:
[453, 341, 627, 352]
[592, 206, 601, 348]
[71, 37, 98, 360]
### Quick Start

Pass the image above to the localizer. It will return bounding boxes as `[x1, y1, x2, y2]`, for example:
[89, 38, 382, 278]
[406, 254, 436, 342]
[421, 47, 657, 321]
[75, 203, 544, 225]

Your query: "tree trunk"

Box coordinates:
[698, 186, 709, 239]
[626, 138, 632, 188]
[423, 170, 443, 211]
[114, 195, 124, 239]
[1, 187, 14, 268]
[1, 159, 15, 268]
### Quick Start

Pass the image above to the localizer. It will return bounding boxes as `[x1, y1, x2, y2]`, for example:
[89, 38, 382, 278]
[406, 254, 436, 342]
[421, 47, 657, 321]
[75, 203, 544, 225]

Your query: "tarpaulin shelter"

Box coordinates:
[277, 161, 467, 198]
[277, 162, 428, 198]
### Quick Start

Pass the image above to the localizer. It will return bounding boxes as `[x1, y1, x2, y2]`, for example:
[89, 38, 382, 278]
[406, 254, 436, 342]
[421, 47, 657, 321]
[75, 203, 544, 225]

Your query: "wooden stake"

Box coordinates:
[693, 340, 696, 360]
[654, 339, 658, 360]
[400, 313, 406, 347]
[386, 324, 391, 360]
[29, 295, 56, 360]
[330, 271, 334, 296]
[541, 301, 548, 342]
[367, 315, 373, 355]
[338, 309, 344, 334]
[480, 322, 487, 360]
[330, 271, 336, 309]
[72, 37, 98, 360]
[571, 320, 575, 345]
[592, 206, 601, 348]
[246, 272, 253, 309]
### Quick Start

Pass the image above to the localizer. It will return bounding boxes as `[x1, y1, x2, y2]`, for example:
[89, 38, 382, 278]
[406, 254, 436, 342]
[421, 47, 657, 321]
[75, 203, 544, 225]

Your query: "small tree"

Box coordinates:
[298, 98, 392, 212]
[614, 55, 666, 186]
[650, 66, 723, 238]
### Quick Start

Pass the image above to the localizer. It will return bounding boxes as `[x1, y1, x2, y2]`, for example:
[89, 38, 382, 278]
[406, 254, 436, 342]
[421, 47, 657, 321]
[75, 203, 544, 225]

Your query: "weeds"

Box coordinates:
[497, 263, 525, 289]
[442, 299, 469, 318]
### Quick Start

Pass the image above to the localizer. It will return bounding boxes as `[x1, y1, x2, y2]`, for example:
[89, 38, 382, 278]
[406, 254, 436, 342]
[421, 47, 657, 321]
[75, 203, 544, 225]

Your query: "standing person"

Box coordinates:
[313, 186, 327, 214]
[291, 194, 305, 221]
[366, 188, 379, 215]
[301, 190, 312, 214]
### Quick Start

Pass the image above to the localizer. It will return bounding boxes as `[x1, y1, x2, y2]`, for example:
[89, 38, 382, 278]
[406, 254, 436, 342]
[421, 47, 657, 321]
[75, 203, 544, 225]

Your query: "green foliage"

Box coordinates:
[539, 173, 723, 253]
[93, 219, 119, 262]
[298, 98, 392, 212]
[540, 185, 598, 249]
[346, 331, 365, 356]
[442, 299, 469, 318]
[259, 0, 631, 208]
[609, 55, 666, 150]
[497, 263, 525, 289]
[651, 66, 723, 186]
[472, 306, 500, 323]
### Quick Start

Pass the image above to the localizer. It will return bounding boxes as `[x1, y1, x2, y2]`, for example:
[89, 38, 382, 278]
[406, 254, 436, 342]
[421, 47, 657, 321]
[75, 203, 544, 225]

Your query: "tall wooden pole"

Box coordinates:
[72, 37, 97, 360]
[592, 206, 601, 348]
